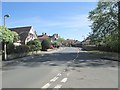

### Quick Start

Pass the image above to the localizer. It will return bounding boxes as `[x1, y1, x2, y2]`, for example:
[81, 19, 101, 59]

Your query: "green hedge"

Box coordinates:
[6, 42, 15, 54]
[7, 44, 30, 54]
[14, 45, 29, 53]
[41, 39, 51, 51]
[27, 39, 41, 51]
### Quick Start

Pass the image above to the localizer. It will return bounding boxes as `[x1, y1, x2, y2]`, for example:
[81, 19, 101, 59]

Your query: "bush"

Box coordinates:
[6, 42, 15, 54]
[14, 45, 29, 53]
[27, 39, 41, 51]
[41, 39, 51, 51]
[6, 43, 30, 54]
[53, 42, 60, 48]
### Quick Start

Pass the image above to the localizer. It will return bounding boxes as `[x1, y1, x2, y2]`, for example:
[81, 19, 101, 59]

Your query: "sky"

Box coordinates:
[2, 2, 98, 41]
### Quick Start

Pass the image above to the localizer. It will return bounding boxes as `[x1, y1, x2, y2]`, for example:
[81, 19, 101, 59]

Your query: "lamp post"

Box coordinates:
[4, 14, 10, 26]
[2, 14, 10, 60]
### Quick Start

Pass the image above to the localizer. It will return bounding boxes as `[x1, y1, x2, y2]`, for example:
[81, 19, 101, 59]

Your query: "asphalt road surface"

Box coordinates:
[2, 47, 118, 88]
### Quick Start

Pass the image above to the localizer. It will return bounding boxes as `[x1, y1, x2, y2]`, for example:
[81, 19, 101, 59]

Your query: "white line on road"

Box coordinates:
[41, 83, 51, 88]
[67, 73, 70, 77]
[54, 84, 62, 88]
[61, 78, 68, 83]
[50, 77, 59, 82]
[57, 73, 61, 76]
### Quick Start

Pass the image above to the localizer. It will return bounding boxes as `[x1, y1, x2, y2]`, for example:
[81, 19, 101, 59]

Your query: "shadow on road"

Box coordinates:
[2, 51, 118, 71]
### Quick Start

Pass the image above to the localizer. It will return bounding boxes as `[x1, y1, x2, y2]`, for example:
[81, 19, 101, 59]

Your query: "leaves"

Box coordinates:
[27, 39, 42, 51]
[0, 26, 15, 43]
[88, 1, 119, 52]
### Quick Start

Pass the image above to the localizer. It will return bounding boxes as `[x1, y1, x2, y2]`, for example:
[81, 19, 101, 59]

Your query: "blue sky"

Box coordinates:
[2, 2, 97, 41]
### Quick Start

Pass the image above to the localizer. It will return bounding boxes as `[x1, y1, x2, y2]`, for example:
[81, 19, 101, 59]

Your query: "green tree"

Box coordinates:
[0, 26, 15, 43]
[12, 31, 19, 42]
[88, 1, 119, 52]
[57, 37, 65, 43]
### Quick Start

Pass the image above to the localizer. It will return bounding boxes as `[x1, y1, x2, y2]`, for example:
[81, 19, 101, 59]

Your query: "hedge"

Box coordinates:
[41, 39, 51, 51]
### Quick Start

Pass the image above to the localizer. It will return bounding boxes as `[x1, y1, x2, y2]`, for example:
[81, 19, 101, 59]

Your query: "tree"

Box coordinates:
[118, 1, 120, 51]
[88, 1, 119, 52]
[12, 31, 19, 42]
[0, 26, 15, 43]
[0, 26, 20, 60]
[57, 37, 65, 43]
[55, 37, 65, 47]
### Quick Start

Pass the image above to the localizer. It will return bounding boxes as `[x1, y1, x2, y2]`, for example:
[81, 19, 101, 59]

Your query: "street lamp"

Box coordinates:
[2, 14, 10, 60]
[4, 14, 10, 26]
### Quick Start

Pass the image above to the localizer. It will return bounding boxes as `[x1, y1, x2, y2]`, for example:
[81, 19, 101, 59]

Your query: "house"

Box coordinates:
[38, 33, 60, 43]
[9, 26, 38, 45]
[38, 33, 50, 41]
[62, 39, 77, 46]
[72, 40, 81, 47]
[81, 37, 91, 45]
[49, 34, 59, 43]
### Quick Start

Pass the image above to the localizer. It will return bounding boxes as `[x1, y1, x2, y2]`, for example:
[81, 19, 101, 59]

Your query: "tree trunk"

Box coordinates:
[118, 1, 120, 52]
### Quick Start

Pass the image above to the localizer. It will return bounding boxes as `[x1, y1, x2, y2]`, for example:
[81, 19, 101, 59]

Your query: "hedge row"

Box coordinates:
[7, 43, 30, 54]
[96, 45, 119, 53]
[81, 45, 119, 53]
[6, 39, 52, 54]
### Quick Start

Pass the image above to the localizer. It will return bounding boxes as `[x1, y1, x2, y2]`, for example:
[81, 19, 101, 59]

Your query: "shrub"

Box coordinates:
[6, 42, 15, 54]
[53, 42, 60, 48]
[41, 39, 51, 51]
[14, 45, 29, 53]
[27, 39, 41, 51]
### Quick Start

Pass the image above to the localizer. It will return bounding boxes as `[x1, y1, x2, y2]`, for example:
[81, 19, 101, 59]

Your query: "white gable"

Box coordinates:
[25, 27, 38, 44]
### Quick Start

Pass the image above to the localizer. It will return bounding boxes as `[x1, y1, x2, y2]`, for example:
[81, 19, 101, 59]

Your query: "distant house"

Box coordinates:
[38, 33, 60, 43]
[49, 34, 59, 43]
[81, 37, 91, 45]
[62, 39, 76, 46]
[9, 26, 38, 45]
[38, 33, 50, 41]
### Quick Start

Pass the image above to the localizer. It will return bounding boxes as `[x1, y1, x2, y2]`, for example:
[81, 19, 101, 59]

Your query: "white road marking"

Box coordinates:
[57, 73, 61, 76]
[61, 78, 68, 83]
[54, 84, 62, 88]
[67, 73, 70, 76]
[41, 83, 50, 88]
[50, 77, 59, 82]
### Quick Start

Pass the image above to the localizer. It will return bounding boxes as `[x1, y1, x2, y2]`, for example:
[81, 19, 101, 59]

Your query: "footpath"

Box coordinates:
[2, 47, 65, 67]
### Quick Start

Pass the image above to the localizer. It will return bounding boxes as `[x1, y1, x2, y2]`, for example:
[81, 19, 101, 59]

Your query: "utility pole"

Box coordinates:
[2, 14, 10, 60]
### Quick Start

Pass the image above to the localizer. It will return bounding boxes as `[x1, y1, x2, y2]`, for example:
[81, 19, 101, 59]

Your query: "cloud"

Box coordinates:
[39, 14, 91, 31]
[7, 16, 41, 27]
[8, 14, 91, 31]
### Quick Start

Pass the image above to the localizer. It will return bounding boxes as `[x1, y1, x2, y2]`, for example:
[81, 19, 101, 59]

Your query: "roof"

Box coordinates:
[63, 39, 76, 44]
[9, 26, 32, 44]
[38, 35, 50, 40]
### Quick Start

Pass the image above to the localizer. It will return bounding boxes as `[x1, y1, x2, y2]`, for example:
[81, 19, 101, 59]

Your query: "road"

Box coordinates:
[2, 47, 118, 88]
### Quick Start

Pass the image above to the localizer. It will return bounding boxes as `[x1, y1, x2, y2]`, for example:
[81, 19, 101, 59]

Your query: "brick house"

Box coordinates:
[38, 33, 50, 41]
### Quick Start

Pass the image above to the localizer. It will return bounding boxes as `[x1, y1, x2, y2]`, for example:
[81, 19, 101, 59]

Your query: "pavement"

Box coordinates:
[2, 47, 65, 67]
[2, 47, 118, 88]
